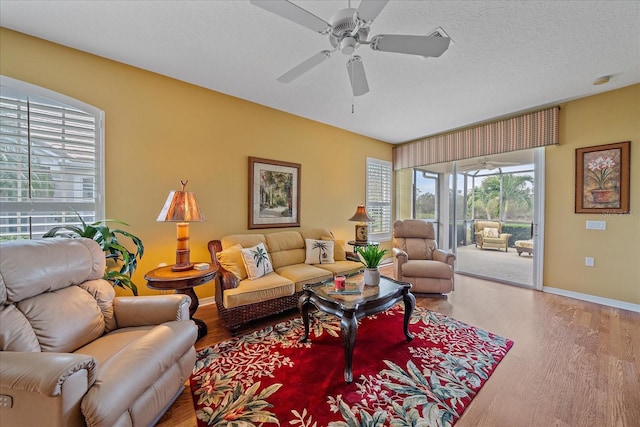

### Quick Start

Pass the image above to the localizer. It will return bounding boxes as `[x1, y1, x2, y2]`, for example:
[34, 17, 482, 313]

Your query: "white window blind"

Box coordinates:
[366, 157, 392, 240]
[0, 76, 104, 240]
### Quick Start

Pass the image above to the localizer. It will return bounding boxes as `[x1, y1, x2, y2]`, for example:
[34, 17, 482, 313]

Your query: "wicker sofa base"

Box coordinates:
[215, 288, 303, 335]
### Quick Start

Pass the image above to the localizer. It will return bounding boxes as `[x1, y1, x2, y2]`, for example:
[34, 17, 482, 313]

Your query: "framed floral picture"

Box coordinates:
[575, 141, 630, 214]
[248, 157, 301, 229]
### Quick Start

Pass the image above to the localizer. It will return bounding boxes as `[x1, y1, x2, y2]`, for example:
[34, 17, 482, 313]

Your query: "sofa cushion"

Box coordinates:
[482, 227, 500, 238]
[78, 321, 196, 427]
[223, 272, 295, 308]
[322, 236, 347, 261]
[304, 239, 335, 265]
[275, 264, 332, 291]
[221, 234, 267, 250]
[241, 243, 274, 280]
[314, 260, 364, 279]
[401, 260, 452, 280]
[215, 244, 247, 280]
[17, 286, 105, 353]
[266, 231, 306, 269]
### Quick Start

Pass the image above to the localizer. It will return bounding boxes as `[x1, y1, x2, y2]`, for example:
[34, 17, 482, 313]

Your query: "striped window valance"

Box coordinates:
[393, 107, 559, 170]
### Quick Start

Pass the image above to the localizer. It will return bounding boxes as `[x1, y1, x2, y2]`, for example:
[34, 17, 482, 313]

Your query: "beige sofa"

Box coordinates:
[0, 238, 198, 427]
[208, 228, 363, 333]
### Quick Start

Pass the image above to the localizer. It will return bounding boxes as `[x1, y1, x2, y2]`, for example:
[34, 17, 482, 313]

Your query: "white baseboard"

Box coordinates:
[199, 296, 216, 307]
[543, 286, 640, 313]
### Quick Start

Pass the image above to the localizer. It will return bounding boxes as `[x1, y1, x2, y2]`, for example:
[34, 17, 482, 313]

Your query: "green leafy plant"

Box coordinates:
[43, 210, 144, 295]
[355, 244, 388, 269]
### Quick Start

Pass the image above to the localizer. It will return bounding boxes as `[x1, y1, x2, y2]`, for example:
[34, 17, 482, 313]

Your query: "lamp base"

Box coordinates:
[355, 224, 369, 242]
[171, 263, 194, 272]
[172, 249, 193, 271]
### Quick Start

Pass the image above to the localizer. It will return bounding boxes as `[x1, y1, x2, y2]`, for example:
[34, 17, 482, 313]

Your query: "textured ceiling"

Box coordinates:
[1, 1, 639, 144]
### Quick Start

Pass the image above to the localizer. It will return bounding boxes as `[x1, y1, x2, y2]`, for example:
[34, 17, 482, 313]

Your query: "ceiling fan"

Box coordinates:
[458, 157, 521, 172]
[249, 0, 451, 96]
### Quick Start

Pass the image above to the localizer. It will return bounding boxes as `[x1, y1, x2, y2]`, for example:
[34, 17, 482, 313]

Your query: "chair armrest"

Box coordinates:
[114, 294, 191, 327]
[499, 233, 512, 239]
[0, 352, 96, 396]
[433, 249, 456, 267]
[392, 247, 408, 262]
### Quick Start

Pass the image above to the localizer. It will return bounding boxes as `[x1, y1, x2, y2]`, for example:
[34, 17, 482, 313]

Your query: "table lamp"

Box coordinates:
[348, 204, 373, 242]
[157, 180, 205, 271]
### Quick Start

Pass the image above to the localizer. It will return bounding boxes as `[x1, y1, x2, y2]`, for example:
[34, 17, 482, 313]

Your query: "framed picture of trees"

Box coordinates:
[248, 157, 301, 229]
[575, 141, 630, 214]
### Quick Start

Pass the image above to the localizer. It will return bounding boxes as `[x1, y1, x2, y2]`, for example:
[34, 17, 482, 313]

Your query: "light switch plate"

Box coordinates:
[586, 220, 606, 230]
[585, 257, 595, 267]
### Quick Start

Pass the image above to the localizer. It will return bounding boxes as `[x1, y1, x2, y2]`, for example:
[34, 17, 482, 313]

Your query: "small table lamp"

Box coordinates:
[348, 204, 373, 242]
[157, 180, 205, 271]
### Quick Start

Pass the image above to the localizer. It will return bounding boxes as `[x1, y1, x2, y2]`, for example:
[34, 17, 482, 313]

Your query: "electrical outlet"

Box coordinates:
[586, 220, 606, 230]
[585, 257, 595, 267]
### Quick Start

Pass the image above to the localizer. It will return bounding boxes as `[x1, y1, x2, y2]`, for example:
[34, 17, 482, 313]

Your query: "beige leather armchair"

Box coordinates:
[0, 238, 198, 427]
[392, 219, 455, 294]
[474, 220, 512, 252]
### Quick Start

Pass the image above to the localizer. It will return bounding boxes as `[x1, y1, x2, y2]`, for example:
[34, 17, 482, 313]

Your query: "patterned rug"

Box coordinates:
[190, 305, 513, 427]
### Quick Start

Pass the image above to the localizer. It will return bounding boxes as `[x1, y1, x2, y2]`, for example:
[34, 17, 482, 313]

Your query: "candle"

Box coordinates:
[334, 275, 346, 291]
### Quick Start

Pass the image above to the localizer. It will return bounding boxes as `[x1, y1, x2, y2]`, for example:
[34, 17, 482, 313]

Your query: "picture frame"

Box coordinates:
[248, 157, 301, 229]
[575, 141, 630, 214]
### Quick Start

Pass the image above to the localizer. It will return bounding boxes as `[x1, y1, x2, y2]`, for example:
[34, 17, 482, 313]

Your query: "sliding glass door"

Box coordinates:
[397, 148, 543, 288]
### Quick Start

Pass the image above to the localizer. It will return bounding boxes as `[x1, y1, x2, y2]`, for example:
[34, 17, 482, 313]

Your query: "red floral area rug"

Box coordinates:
[190, 305, 513, 427]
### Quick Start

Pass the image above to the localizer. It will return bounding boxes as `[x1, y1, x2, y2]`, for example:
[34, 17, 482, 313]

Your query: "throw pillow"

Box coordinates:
[321, 236, 347, 261]
[215, 244, 247, 280]
[305, 239, 335, 265]
[240, 243, 274, 280]
[483, 227, 500, 238]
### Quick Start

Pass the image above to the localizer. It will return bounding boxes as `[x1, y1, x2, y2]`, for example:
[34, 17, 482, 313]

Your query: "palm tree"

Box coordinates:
[502, 174, 533, 221]
[251, 245, 271, 276]
[469, 174, 533, 221]
[312, 240, 328, 263]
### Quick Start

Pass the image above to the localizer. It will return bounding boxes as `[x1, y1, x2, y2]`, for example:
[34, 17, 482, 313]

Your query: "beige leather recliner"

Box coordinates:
[392, 219, 455, 294]
[0, 238, 198, 427]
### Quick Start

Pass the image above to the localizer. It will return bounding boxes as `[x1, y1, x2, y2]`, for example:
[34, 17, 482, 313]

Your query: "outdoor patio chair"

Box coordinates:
[474, 221, 512, 252]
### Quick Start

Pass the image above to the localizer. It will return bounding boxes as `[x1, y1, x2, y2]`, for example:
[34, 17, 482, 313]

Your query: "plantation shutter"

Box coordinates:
[0, 76, 104, 239]
[366, 157, 392, 240]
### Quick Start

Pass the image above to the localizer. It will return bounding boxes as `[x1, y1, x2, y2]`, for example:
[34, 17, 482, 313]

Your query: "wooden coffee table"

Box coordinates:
[298, 276, 415, 383]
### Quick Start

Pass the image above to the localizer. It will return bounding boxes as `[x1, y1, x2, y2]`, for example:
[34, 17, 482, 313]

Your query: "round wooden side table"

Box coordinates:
[145, 263, 216, 340]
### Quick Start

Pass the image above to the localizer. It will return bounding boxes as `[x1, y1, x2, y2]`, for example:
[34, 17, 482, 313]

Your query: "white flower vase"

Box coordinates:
[364, 267, 380, 286]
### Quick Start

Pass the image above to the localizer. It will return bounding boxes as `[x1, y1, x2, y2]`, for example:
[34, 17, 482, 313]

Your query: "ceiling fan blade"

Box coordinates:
[370, 34, 450, 57]
[249, 0, 330, 34]
[355, 0, 390, 24]
[277, 51, 331, 83]
[346, 55, 369, 96]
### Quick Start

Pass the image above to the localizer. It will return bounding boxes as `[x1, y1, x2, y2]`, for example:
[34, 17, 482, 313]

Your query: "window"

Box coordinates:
[366, 157, 392, 240]
[0, 76, 104, 240]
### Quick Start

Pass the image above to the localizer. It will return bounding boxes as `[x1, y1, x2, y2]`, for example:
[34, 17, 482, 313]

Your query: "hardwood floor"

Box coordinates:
[157, 267, 640, 427]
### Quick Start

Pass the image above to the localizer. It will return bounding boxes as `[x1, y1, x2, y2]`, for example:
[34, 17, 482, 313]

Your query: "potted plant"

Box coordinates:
[355, 244, 388, 286]
[43, 210, 144, 295]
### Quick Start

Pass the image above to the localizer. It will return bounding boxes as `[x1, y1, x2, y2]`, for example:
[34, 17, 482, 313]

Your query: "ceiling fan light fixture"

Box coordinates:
[340, 36, 357, 55]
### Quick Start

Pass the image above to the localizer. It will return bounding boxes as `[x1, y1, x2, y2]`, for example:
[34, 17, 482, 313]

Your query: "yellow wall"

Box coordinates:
[0, 28, 392, 298]
[2, 28, 638, 305]
[546, 84, 640, 304]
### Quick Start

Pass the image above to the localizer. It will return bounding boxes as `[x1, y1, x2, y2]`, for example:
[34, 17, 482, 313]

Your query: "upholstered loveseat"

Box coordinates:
[0, 238, 197, 427]
[208, 228, 363, 333]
